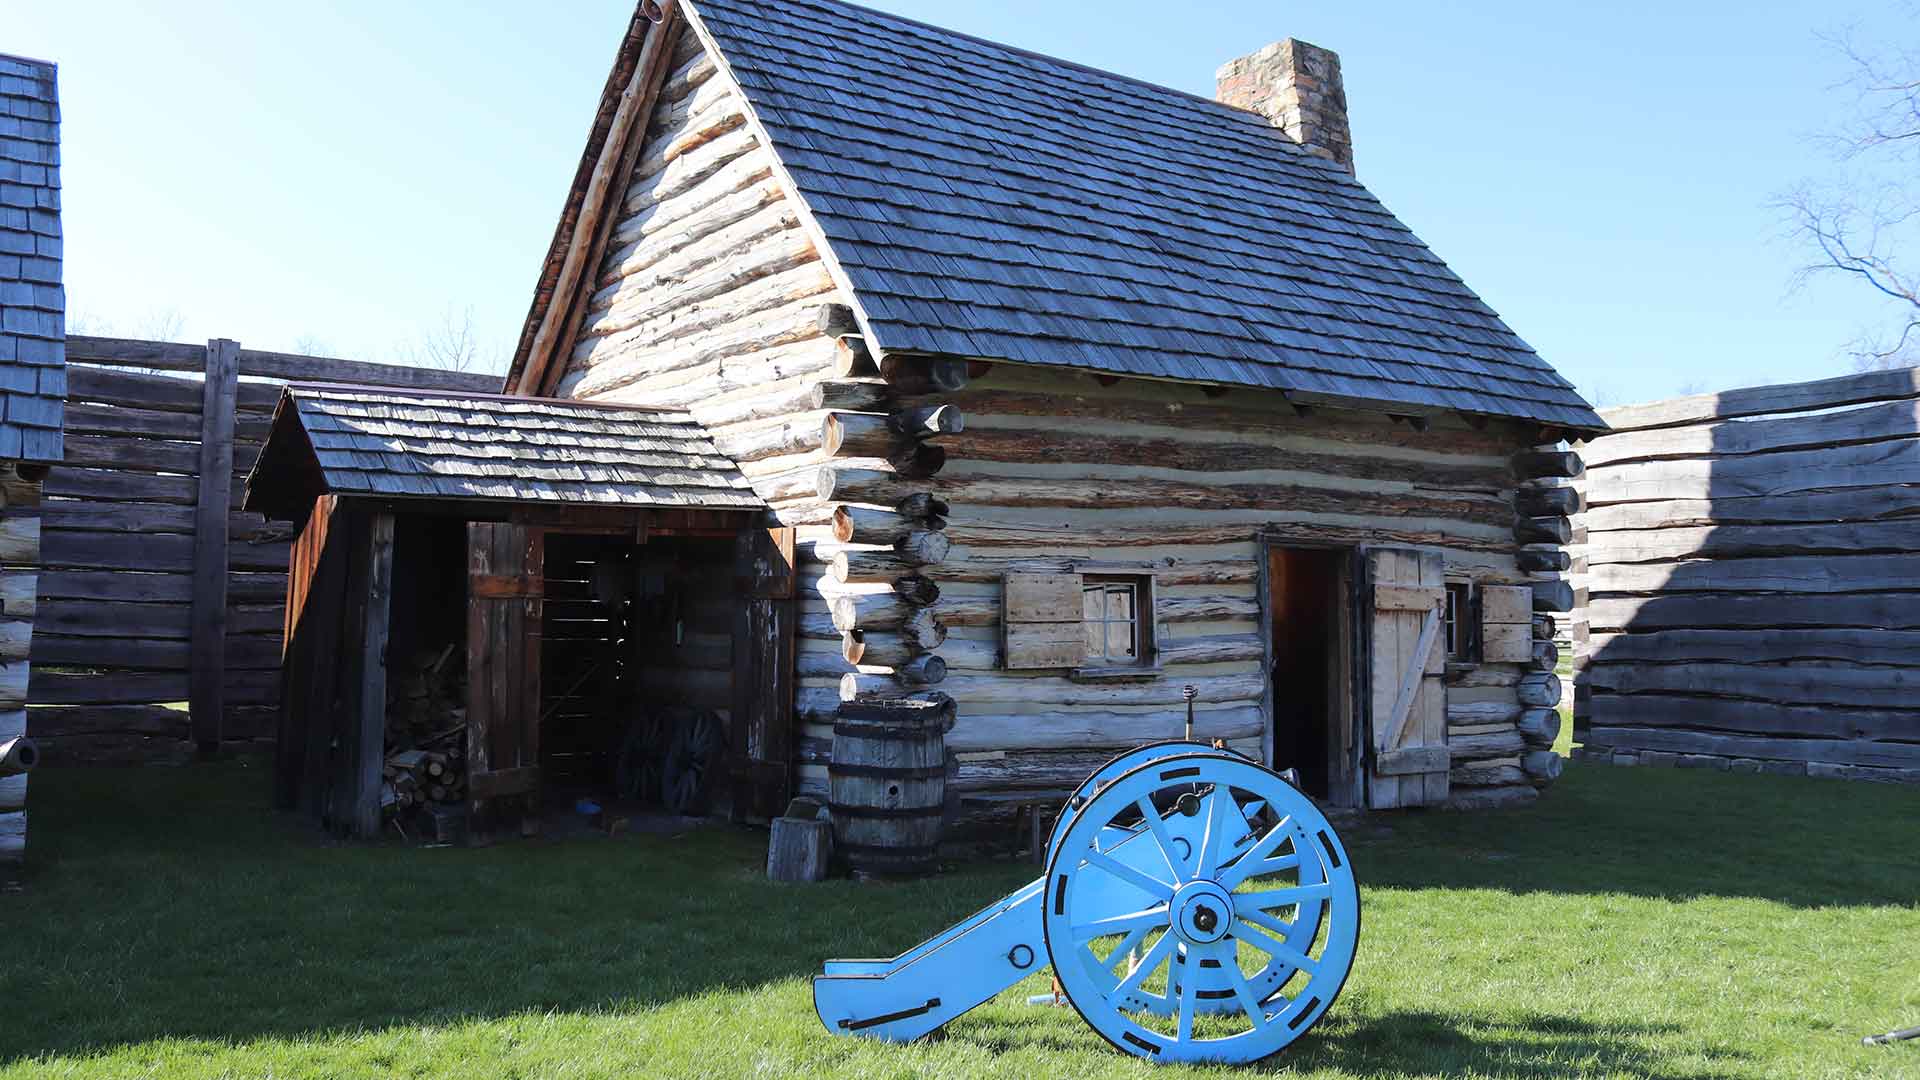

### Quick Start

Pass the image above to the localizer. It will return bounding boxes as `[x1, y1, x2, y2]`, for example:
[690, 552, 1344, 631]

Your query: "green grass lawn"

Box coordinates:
[4, 761, 1918, 1079]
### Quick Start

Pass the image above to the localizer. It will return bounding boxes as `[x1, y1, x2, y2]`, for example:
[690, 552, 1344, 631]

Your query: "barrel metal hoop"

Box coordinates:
[826, 763, 948, 780]
[831, 722, 942, 741]
[836, 841, 941, 857]
[827, 802, 946, 820]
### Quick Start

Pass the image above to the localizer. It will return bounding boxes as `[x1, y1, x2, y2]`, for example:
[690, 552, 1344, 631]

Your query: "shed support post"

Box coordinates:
[191, 338, 240, 757]
[342, 511, 395, 838]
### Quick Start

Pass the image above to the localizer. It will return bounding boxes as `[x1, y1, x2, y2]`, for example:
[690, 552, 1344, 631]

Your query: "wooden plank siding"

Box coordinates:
[1572, 368, 1920, 781]
[28, 338, 496, 764]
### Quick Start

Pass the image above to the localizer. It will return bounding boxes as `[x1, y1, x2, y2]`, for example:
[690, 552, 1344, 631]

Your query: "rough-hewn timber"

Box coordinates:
[1572, 371, 1920, 783]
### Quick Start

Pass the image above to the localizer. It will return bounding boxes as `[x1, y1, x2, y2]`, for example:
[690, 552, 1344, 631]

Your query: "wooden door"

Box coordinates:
[467, 523, 545, 817]
[1366, 548, 1449, 808]
[730, 527, 797, 820]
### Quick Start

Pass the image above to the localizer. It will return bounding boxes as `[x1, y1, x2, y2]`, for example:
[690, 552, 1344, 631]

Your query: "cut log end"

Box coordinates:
[890, 403, 965, 438]
[895, 529, 952, 567]
[893, 574, 940, 607]
[833, 335, 877, 378]
[1515, 449, 1585, 480]
[0, 736, 37, 777]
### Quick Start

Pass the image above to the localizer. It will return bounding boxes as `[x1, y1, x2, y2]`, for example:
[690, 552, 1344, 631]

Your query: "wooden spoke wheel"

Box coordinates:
[1040, 753, 1359, 1064]
[614, 708, 669, 804]
[661, 708, 724, 815]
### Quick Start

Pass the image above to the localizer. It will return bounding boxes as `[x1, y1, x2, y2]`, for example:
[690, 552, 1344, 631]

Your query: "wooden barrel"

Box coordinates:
[829, 696, 954, 876]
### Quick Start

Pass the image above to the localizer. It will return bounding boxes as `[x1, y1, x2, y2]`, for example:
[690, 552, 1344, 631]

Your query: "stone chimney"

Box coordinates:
[1215, 39, 1353, 173]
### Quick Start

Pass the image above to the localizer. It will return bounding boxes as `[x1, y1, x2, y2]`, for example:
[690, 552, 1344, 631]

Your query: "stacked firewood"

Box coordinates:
[382, 644, 469, 819]
[387, 645, 465, 747]
[382, 747, 467, 811]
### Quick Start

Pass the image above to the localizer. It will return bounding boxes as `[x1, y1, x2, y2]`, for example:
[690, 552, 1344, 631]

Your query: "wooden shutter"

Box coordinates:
[1479, 584, 1533, 663]
[1367, 548, 1448, 808]
[731, 527, 797, 820]
[467, 523, 544, 813]
[1002, 573, 1084, 669]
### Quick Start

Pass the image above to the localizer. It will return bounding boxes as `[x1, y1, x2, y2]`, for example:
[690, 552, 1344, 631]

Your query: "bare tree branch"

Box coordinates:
[404, 306, 505, 376]
[1783, 7, 1920, 372]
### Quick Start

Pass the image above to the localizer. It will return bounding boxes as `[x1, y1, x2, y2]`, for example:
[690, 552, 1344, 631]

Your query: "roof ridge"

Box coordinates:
[750, 0, 1272, 125]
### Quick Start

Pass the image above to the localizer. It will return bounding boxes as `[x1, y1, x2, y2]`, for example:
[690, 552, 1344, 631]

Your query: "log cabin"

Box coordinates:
[502, 0, 1607, 814]
[0, 52, 64, 860]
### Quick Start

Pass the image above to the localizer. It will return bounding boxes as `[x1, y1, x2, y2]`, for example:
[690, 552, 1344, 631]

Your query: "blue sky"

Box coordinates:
[7, 1, 1911, 406]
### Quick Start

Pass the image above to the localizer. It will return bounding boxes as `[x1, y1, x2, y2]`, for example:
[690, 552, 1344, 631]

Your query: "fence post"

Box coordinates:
[191, 338, 240, 757]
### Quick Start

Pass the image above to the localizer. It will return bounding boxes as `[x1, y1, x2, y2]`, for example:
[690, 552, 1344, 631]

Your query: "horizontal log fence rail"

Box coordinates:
[1570, 366, 1920, 783]
[31, 336, 496, 763]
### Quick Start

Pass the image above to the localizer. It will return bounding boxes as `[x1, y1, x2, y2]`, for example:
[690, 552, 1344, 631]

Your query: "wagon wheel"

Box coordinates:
[1041, 752, 1360, 1064]
[661, 708, 724, 816]
[613, 708, 669, 803]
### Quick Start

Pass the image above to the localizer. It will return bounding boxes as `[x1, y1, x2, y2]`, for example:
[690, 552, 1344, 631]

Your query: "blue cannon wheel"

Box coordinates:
[1040, 753, 1360, 1064]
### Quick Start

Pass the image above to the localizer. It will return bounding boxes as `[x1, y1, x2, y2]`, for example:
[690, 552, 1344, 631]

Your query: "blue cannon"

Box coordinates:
[814, 741, 1361, 1064]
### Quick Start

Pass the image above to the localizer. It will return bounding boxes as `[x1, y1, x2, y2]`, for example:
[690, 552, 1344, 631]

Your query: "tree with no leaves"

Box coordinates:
[406, 305, 504, 375]
[1782, 10, 1920, 371]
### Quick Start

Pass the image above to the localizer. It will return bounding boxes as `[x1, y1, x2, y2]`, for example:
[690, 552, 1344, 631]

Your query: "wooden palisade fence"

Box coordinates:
[31, 337, 495, 763]
[1570, 366, 1920, 781]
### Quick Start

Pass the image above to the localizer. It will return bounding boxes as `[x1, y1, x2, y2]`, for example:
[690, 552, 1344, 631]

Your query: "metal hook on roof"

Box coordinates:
[640, 0, 666, 23]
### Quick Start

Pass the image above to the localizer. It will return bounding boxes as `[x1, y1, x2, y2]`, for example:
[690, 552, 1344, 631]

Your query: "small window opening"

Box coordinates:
[1444, 582, 1479, 661]
[1082, 575, 1148, 666]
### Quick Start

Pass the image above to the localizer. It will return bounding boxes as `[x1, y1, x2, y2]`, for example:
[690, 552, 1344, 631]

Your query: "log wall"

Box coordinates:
[830, 364, 1559, 809]
[0, 465, 42, 861]
[1572, 367, 1920, 782]
[34, 336, 496, 764]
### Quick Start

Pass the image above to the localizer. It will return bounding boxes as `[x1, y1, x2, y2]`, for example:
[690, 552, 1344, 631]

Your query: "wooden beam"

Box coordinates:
[190, 339, 239, 757]
[1514, 449, 1584, 479]
[343, 511, 395, 838]
[1596, 366, 1920, 433]
[517, 4, 683, 395]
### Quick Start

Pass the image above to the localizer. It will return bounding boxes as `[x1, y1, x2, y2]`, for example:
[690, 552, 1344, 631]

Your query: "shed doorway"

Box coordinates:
[1264, 544, 1357, 806]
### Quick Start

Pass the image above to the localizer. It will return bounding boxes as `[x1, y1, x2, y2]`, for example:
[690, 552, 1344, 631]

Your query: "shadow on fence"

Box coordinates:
[1574, 366, 1920, 781]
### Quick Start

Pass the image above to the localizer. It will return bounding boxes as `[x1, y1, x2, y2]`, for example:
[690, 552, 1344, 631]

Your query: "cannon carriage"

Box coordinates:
[814, 741, 1360, 1064]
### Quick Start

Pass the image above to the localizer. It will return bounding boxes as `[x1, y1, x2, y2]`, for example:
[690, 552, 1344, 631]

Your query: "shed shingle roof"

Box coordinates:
[686, 0, 1603, 430]
[0, 52, 63, 463]
[246, 384, 763, 515]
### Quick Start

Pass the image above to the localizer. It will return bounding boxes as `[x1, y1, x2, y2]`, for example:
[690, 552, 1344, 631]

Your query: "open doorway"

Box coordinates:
[1264, 544, 1356, 806]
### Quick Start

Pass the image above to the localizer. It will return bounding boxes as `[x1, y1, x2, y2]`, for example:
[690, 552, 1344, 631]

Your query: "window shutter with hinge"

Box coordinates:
[1002, 573, 1084, 669]
[1479, 584, 1533, 663]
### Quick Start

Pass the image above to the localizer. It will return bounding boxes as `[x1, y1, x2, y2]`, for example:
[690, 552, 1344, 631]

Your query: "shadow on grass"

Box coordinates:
[1, 761, 1034, 1065]
[951, 1008, 1742, 1079]
[6, 756, 1914, 1067]
[1348, 763, 1920, 909]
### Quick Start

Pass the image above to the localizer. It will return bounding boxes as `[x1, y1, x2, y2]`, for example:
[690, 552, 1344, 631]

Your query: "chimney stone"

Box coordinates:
[1215, 39, 1353, 174]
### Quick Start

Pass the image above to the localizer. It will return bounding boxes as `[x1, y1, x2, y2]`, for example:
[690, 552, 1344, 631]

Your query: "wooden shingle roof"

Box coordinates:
[681, 0, 1604, 431]
[0, 53, 64, 463]
[244, 383, 763, 519]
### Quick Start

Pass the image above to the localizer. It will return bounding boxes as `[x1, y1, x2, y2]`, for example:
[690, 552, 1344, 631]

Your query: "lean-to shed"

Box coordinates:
[506, 0, 1605, 812]
[0, 52, 65, 860]
[245, 384, 787, 836]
